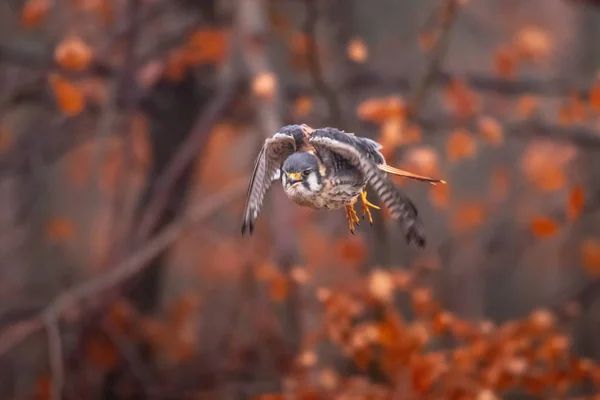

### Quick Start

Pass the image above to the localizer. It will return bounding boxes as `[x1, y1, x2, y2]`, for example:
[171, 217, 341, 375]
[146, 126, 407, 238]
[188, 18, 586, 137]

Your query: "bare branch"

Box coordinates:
[133, 70, 239, 243]
[44, 316, 64, 400]
[303, 0, 343, 127]
[0, 178, 248, 358]
[407, 0, 461, 119]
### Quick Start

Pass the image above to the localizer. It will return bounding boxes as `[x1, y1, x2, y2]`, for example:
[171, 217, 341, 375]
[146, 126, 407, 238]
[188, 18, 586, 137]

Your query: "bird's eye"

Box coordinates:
[302, 170, 311, 177]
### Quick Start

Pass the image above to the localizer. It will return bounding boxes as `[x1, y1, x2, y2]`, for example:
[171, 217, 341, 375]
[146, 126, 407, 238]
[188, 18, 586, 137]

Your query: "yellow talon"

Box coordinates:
[360, 190, 380, 225]
[345, 199, 361, 234]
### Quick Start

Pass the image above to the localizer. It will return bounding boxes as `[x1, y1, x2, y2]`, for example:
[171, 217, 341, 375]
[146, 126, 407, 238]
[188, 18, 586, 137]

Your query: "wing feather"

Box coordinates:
[308, 128, 426, 247]
[241, 133, 296, 235]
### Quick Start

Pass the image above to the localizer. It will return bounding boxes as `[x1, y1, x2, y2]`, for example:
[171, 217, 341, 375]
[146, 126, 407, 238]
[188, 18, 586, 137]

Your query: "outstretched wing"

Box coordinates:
[241, 132, 296, 235]
[308, 127, 427, 247]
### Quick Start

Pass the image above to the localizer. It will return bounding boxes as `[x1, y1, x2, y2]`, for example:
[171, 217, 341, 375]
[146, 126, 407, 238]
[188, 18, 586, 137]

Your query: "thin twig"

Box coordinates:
[45, 315, 64, 400]
[0, 178, 248, 358]
[407, 0, 461, 120]
[303, 0, 342, 127]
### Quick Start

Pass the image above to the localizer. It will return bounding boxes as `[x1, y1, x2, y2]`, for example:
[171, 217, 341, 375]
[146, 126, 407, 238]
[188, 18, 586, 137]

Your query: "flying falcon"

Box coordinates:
[241, 124, 445, 248]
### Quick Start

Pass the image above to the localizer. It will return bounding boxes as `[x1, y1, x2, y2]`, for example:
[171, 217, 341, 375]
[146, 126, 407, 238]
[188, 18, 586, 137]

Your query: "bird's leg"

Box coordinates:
[344, 199, 361, 234]
[360, 190, 381, 225]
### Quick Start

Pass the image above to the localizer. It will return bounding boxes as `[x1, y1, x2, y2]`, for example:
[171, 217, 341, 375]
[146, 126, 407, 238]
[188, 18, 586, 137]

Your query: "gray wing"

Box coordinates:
[241, 133, 296, 235]
[308, 127, 426, 248]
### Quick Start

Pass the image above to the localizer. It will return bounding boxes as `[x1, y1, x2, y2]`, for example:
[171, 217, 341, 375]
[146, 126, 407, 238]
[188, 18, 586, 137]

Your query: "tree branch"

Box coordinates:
[407, 0, 461, 119]
[44, 316, 64, 400]
[0, 178, 248, 358]
[303, 0, 343, 127]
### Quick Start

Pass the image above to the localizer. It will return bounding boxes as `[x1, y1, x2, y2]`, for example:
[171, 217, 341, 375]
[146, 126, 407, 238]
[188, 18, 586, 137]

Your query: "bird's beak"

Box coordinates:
[287, 172, 302, 185]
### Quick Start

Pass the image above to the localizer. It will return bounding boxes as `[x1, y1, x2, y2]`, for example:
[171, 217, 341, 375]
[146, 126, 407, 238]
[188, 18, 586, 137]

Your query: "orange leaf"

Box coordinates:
[347, 37, 368, 63]
[514, 26, 552, 61]
[590, 81, 600, 112]
[185, 29, 228, 65]
[429, 182, 450, 209]
[164, 49, 188, 81]
[0, 125, 13, 153]
[444, 79, 479, 119]
[530, 217, 559, 238]
[337, 236, 367, 267]
[478, 116, 504, 147]
[446, 129, 477, 162]
[520, 142, 574, 192]
[494, 46, 518, 78]
[517, 95, 538, 118]
[357, 96, 406, 123]
[368, 269, 394, 303]
[45, 218, 76, 242]
[293, 96, 313, 118]
[35, 375, 52, 400]
[451, 202, 485, 233]
[567, 184, 585, 222]
[21, 0, 49, 28]
[84, 334, 119, 370]
[581, 239, 600, 276]
[269, 273, 290, 302]
[252, 72, 277, 100]
[54, 36, 93, 71]
[290, 32, 310, 70]
[49, 74, 85, 116]
[403, 147, 440, 179]
[559, 93, 588, 125]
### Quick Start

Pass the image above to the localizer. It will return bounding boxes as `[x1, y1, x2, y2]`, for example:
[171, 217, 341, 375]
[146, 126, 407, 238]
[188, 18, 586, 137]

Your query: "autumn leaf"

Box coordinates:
[45, 218, 76, 242]
[478, 116, 504, 147]
[49, 74, 85, 116]
[290, 32, 310, 70]
[514, 25, 552, 61]
[35, 375, 52, 400]
[567, 184, 584, 222]
[347, 37, 368, 63]
[494, 46, 518, 78]
[252, 72, 277, 100]
[446, 129, 477, 162]
[269, 273, 290, 302]
[451, 202, 486, 233]
[164, 49, 188, 81]
[75, 0, 114, 22]
[293, 96, 313, 118]
[581, 239, 600, 276]
[517, 95, 539, 118]
[520, 141, 575, 192]
[337, 235, 367, 268]
[429, 182, 450, 209]
[559, 92, 588, 126]
[21, 0, 49, 28]
[530, 217, 559, 238]
[84, 334, 119, 370]
[368, 269, 394, 303]
[444, 79, 479, 118]
[357, 96, 406, 123]
[403, 147, 440, 179]
[185, 29, 228, 65]
[590, 81, 600, 112]
[0, 126, 12, 153]
[54, 36, 93, 71]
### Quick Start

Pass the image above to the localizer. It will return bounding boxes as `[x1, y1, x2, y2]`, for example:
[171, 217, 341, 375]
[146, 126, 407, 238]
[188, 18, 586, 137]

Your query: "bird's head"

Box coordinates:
[281, 152, 322, 193]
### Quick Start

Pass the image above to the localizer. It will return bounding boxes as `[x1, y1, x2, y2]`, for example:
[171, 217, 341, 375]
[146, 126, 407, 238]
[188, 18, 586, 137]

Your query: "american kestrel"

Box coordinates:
[241, 124, 445, 248]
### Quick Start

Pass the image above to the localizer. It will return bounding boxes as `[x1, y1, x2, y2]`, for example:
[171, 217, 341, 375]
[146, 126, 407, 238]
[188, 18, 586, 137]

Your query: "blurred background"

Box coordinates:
[1, 0, 600, 398]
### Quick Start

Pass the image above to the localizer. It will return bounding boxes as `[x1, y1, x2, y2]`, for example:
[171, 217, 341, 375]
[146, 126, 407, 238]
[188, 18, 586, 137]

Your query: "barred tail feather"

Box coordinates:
[363, 161, 426, 247]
